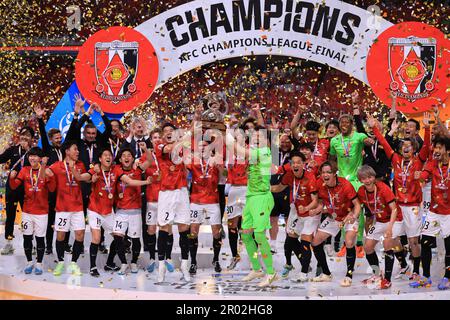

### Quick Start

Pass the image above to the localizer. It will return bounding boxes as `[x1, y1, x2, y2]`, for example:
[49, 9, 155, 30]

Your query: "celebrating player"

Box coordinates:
[271, 151, 319, 282]
[311, 161, 362, 287]
[226, 125, 278, 287]
[357, 165, 404, 289]
[414, 136, 450, 290]
[369, 113, 430, 280]
[9, 147, 55, 275]
[187, 139, 224, 274]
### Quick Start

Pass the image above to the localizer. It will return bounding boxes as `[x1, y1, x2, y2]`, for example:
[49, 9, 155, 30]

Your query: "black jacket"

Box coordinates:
[354, 114, 392, 182]
[73, 113, 112, 171]
[0, 145, 30, 193]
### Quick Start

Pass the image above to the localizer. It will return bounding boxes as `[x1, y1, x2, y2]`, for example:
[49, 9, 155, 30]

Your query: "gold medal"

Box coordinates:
[108, 193, 113, 200]
[119, 193, 124, 199]
[156, 172, 162, 181]
[99, 192, 103, 197]
[169, 165, 175, 172]
[90, 164, 94, 169]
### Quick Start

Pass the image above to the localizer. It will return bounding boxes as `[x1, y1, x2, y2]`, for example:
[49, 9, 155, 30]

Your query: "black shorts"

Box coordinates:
[270, 190, 290, 217]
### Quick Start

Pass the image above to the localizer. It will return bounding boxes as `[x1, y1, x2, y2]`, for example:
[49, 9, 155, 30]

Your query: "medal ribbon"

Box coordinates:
[102, 169, 111, 194]
[110, 138, 120, 159]
[200, 158, 211, 178]
[364, 186, 378, 219]
[327, 187, 337, 218]
[152, 151, 160, 174]
[87, 144, 94, 165]
[340, 135, 352, 157]
[55, 148, 62, 161]
[438, 163, 450, 188]
[64, 162, 74, 188]
[292, 177, 300, 204]
[29, 167, 40, 193]
[280, 152, 288, 166]
[401, 159, 412, 189]
[371, 141, 378, 160]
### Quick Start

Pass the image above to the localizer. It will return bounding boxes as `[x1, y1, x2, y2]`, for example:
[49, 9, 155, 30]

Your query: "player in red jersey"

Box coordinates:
[356, 165, 404, 289]
[271, 151, 319, 282]
[142, 128, 166, 274]
[368, 113, 430, 280]
[72, 148, 151, 276]
[156, 123, 192, 282]
[9, 147, 55, 275]
[413, 136, 450, 290]
[45, 141, 86, 276]
[107, 148, 153, 275]
[186, 140, 224, 274]
[310, 161, 362, 287]
[225, 126, 249, 270]
[298, 142, 319, 177]
[291, 109, 330, 167]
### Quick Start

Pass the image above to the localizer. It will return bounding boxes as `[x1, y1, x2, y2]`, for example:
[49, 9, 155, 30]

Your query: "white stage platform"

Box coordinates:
[0, 225, 449, 300]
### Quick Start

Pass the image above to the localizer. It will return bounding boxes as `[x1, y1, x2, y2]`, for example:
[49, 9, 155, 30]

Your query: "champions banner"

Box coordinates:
[135, 0, 393, 86]
[73, 0, 448, 116]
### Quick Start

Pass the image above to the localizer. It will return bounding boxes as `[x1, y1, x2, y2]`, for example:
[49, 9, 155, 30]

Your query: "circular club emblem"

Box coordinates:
[366, 22, 449, 114]
[75, 26, 159, 114]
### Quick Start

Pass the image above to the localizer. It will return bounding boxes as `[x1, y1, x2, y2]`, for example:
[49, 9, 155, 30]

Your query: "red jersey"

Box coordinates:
[311, 138, 330, 167]
[138, 152, 162, 202]
[144, 163, 161, 203]
[357, 181, 402, 223]
[88, 167, 119, 215]
[49, 161, 86, 212]
[281, 169, 317, 217]
[9, 166, 56, 215]
[115, 166, 143, 210]
[374, 126, 430, 206]
[420, 160, 450, 215]
[227, 162, 248, 185]
[188, 158, 220, 204]
[155, 144, 187, 191]
[316, 177, 357, 222]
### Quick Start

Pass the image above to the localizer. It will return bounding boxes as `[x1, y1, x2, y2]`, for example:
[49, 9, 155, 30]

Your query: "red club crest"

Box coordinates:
[367, 22, 449, 114]
[76, 26, 159, 114]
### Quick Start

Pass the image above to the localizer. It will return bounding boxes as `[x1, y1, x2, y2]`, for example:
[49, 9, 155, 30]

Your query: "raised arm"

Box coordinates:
[432, 105, 449, 138]
[120, 174, 151, 187]
[389, 93, 397, 120]
[368, 115, 395, 160]
[35, 105, 51, 153]
[352, 92, 367, 134]
[65, 94, 85, 142]
[251, 104, 265, 127]
[226, 130, 250, 159]
[418, 112, 431, 162]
